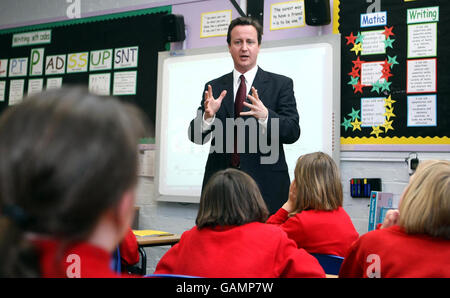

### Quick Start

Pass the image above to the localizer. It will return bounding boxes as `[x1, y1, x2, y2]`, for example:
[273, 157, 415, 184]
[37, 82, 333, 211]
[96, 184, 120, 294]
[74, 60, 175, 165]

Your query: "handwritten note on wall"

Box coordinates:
[89, 73, 111, 96]
[9, 79, 24, 105]
[407, 94, 436, 127]
[0, 81, 5, 101]
[270, 0, 305, 31]
[200, 10, 232, 38]
[113, 71, 137, 96]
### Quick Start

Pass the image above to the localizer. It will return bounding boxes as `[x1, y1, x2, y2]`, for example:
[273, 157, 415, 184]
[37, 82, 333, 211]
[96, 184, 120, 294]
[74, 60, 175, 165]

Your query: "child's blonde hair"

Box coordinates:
[399, 160, 450, 239]
[292, 152, 342, 215]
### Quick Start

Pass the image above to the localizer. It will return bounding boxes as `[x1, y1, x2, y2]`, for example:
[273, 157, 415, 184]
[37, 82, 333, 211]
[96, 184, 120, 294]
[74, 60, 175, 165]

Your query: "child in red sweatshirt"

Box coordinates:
[0, 87, 145, 277]
[119, 228, 140, 272]
[339, 160, 450, 278]
[267, 152, 358, 257]
[155, 169, 325, 278]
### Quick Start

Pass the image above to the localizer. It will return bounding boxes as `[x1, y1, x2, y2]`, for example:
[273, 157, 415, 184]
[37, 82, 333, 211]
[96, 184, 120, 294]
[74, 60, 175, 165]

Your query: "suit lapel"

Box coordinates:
[219, 72, 234, 118]
[249, 67, 269, 107]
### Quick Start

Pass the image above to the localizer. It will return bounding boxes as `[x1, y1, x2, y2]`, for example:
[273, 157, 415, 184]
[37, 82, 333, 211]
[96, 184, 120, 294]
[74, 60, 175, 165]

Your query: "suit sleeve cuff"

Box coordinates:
[202, 113, 215, 132]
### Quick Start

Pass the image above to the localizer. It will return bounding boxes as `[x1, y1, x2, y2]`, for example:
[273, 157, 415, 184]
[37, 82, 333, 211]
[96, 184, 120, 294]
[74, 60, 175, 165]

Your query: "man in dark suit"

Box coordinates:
[188, 17, 300, 213]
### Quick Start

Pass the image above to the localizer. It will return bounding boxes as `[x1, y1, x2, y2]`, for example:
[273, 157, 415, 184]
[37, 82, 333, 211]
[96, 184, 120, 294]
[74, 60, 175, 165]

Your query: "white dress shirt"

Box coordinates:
[202, 65, 267, 131]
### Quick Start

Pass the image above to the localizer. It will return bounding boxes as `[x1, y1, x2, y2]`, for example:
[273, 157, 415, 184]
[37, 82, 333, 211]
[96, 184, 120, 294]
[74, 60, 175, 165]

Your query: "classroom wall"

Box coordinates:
[0, 0, 187, 29]
[1, 0, 448, 274]
[170, 0, 333, 50]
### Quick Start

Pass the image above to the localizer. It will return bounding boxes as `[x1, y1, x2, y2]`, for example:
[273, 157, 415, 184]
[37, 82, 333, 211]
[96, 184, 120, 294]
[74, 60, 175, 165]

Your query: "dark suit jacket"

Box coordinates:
[188, 67, 300, 213]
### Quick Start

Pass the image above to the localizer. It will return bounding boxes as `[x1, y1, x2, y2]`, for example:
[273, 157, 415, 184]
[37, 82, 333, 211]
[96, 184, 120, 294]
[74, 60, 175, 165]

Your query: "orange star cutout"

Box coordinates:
[352, 57, 365, 70]
[383, 26, 394, 39]
[353, 81, 364, 94]
[348, 67, 360, 78]
[345, 32, 357, 45]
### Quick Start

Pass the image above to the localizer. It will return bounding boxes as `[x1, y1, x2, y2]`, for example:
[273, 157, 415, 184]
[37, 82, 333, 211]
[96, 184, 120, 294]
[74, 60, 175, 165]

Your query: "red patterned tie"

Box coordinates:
[231, 75, 246, 168]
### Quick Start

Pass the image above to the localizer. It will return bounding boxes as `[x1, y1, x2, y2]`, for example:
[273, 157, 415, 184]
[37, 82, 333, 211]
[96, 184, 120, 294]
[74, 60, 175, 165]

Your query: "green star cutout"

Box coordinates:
[341, 117, 353, 131]
[384, 37, 395, 49]
[355, 32, 364, 44]
[381, 80, 392, 92]
[348, 76, 359, 87]
[371, 81, 382, 94]
[387, 55, 399, 69]
[347, 108, 360, 121]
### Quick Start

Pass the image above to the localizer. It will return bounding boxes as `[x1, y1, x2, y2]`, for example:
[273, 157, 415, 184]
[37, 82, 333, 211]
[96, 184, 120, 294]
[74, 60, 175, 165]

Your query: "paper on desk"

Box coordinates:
[133, 229, 174, 237]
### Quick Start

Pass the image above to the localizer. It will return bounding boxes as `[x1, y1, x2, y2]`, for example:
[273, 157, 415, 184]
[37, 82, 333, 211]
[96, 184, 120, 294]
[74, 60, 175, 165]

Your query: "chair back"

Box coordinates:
[311, 253, 344, 275]
[111, 247, 122, 273]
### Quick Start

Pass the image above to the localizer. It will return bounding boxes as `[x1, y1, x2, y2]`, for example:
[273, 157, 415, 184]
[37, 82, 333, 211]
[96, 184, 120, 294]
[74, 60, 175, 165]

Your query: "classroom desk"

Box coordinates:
[136, 234, 181, 247]
[135, 234, 181, 275]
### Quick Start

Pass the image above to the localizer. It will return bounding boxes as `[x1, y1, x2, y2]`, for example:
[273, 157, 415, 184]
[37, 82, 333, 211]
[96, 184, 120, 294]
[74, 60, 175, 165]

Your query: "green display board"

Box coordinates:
[0, 6, 171, 139]
[339, 0, 449, 151]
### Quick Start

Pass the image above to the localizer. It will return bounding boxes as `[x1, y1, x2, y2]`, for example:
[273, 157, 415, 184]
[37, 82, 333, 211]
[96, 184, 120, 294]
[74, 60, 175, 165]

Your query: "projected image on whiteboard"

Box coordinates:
[157, 37, 338, 201]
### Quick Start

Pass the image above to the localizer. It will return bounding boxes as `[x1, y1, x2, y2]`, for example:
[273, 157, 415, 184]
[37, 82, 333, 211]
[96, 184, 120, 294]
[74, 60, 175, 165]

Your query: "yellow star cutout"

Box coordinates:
[384, 95, 396, 109]
[384, 107, 396, 120]
[382, 120, 394, 133]
[351, 118, 362, 131]
[371, 126, 383, 138]
[351, 43, 362, 55]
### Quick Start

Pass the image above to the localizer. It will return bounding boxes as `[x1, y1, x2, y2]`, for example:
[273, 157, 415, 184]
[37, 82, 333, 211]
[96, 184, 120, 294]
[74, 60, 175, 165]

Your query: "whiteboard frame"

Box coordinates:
[155, 34, 341, 203]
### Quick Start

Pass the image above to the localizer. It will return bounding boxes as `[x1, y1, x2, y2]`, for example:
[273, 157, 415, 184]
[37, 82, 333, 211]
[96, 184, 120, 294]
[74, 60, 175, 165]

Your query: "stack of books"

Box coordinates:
[368, 191, 395, 231]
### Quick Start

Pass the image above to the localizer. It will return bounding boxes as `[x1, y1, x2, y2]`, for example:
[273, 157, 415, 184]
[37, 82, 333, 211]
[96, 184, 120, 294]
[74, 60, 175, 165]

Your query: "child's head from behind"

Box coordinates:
[399, 160, 450, 239]
[293, 152, 342, 213]
[0, 86, 147, 276]
[196, 168, 269, 229]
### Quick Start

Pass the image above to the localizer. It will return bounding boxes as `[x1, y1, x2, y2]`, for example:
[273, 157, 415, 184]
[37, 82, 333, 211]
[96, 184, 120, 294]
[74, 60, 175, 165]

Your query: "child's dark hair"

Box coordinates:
[0, 87, 147, 277]
[196, 168, 269, 229]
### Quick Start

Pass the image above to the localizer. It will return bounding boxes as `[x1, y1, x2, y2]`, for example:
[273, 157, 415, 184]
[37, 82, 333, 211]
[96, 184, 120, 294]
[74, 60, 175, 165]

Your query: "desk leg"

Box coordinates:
[138, 246, 147, 276]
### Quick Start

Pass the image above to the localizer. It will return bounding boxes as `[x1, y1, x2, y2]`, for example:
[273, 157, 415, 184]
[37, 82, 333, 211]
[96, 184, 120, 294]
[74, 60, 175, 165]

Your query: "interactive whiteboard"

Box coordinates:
[155, 34, 340, 203]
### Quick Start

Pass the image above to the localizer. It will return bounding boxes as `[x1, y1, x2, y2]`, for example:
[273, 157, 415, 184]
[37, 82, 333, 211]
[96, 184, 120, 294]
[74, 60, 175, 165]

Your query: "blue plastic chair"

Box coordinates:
[111, 247, 122, 273]
[311, 253, 344, 275]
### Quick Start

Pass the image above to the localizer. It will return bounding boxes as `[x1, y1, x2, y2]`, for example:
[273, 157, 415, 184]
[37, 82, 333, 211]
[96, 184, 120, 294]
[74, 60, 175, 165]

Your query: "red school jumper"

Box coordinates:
[34, 239, 137, 278]
[267, 207, 359, 257]
[154, 222, 325, 278]
[119, 228, 140, 269]
[339, 225, 450, 278]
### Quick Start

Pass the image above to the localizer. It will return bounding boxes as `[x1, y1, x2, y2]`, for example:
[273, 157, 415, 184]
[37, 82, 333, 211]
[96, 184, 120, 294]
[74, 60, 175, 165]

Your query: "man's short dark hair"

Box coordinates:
[226, 16, 263, 45]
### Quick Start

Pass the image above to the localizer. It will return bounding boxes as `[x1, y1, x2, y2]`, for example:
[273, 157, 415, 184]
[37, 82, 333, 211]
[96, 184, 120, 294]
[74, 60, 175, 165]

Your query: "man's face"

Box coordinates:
[228, 25, 260, 74]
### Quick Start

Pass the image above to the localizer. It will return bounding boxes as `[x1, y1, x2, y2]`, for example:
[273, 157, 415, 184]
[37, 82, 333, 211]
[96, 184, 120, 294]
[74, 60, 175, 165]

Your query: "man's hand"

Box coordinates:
[240, 87, 268, 120]
[204, 84, 227, 120]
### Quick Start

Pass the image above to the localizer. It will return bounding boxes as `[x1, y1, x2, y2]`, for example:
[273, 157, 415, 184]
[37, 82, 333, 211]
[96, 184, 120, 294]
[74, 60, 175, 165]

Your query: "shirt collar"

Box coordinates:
[233, 65, 258, 87]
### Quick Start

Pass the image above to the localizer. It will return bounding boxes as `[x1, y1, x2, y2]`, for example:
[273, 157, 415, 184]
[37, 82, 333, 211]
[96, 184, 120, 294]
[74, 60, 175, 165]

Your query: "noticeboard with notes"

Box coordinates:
[0, 6, 171, 139]
[339, 0, 449, 151]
